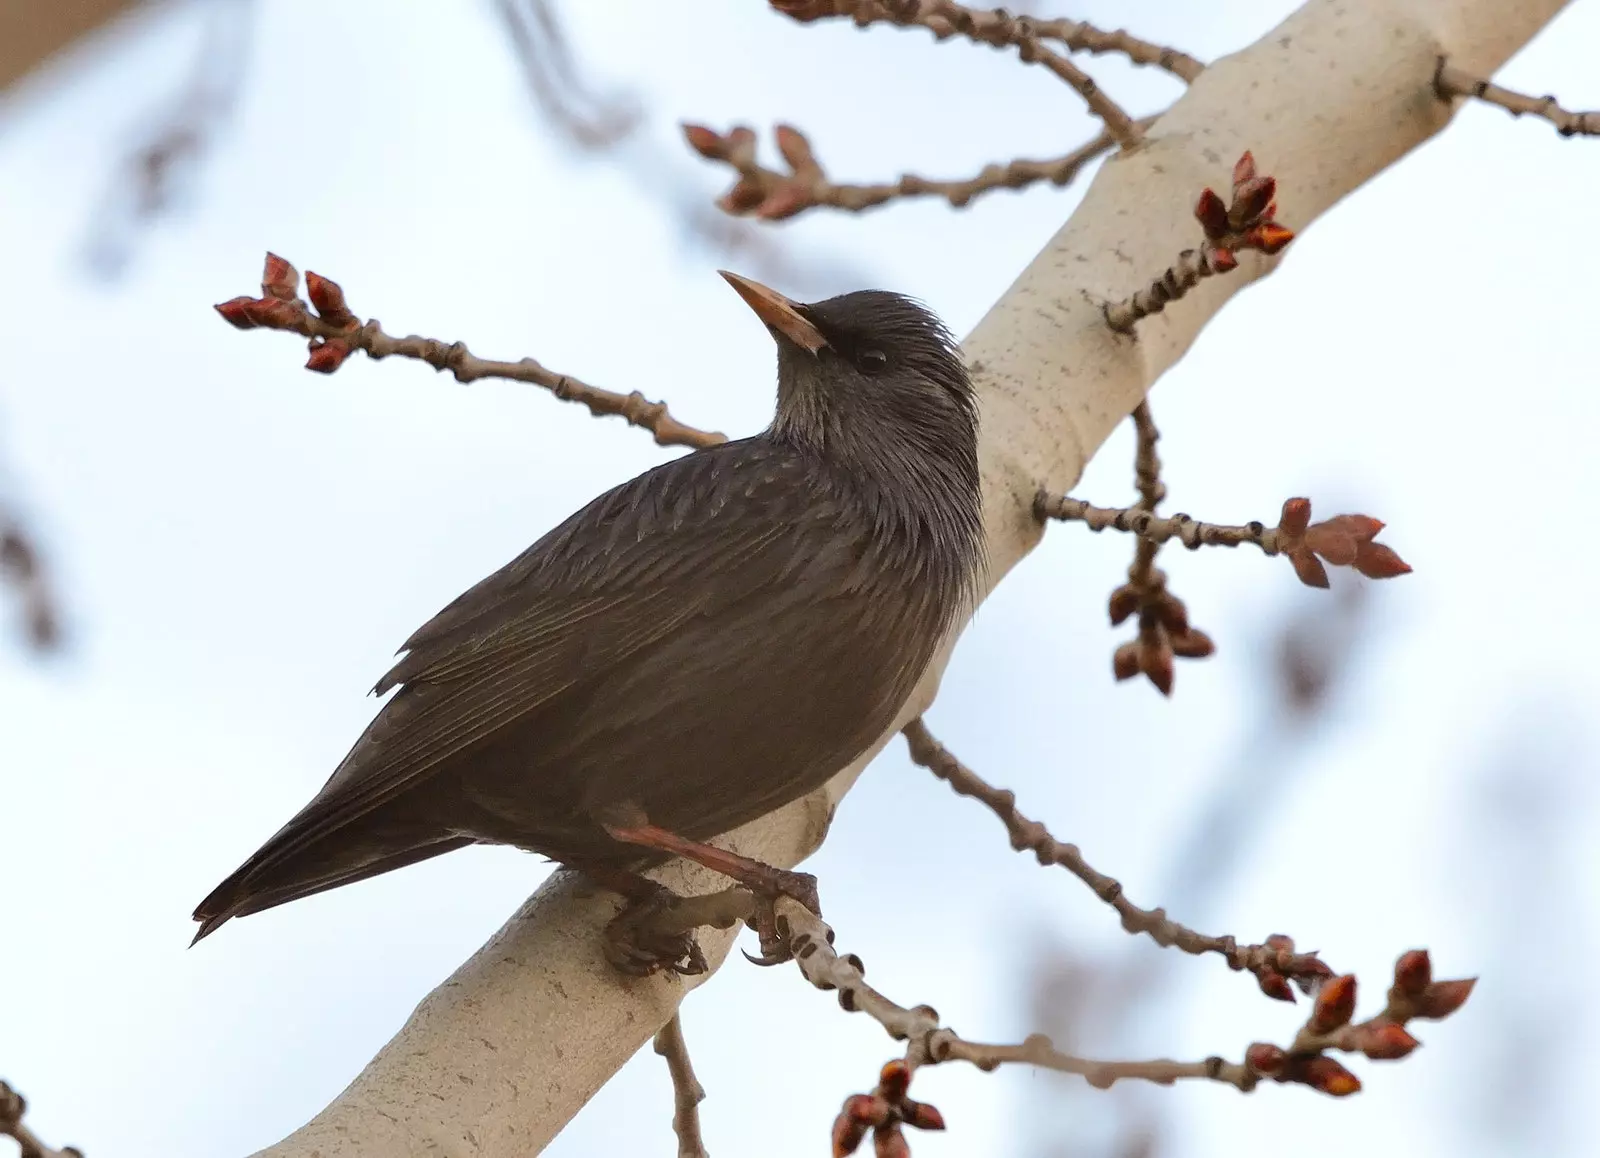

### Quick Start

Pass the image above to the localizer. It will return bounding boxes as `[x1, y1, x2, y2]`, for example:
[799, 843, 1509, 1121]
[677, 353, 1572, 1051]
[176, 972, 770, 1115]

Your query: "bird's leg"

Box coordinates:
[599, 819, 821, 966]
[572, 861, 710, 978]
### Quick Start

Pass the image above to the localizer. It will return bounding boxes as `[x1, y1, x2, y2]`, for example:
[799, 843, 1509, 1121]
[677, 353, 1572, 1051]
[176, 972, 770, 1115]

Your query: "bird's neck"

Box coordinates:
[769, 401, 985, 586]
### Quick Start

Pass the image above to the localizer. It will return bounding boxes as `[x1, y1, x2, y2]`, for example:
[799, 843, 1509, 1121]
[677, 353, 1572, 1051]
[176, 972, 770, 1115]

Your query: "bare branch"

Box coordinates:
[1436, 59, 1600, 136]
[774, 0, 1203, 84]
[84, 0, 254, 277]
[495, 0, 640, 149]
[901, 719, 1332, 1000]
[684, 120, 1139, 220]
[214, 253, 725, 452]
[0, 1081, 82, 1158]
[1036, 493, 1411, 591]
[770, 0, 1144, 146]
[777, 900, 1473, 1103]
[653, 1015, 709, 1158]
[0, 509, 60, 651]
[1099, 402, 1216, 694]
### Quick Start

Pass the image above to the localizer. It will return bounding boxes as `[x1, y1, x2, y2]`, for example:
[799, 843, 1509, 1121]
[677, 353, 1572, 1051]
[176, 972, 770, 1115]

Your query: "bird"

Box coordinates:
[191, 271, 984, 970]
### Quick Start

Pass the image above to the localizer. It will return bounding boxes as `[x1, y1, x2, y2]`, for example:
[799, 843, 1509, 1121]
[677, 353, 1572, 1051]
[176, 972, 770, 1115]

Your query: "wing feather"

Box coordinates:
[256, 440, 851, 862]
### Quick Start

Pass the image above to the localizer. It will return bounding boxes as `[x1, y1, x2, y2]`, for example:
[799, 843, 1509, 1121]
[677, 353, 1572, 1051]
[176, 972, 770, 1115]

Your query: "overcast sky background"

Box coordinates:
[3, 2, 1598, 1156]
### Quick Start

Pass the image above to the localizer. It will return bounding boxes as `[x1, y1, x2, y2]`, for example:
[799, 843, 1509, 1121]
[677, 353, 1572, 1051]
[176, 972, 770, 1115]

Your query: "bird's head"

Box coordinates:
[720, 271, 977, 455]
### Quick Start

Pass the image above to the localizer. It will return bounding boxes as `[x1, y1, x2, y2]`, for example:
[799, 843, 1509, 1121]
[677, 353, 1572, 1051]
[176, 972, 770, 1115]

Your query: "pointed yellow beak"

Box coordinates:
[719, 270, 829, 354]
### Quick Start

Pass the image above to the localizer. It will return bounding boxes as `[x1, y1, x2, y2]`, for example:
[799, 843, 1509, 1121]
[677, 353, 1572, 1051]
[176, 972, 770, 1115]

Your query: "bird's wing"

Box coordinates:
[264, 439, 855, 859]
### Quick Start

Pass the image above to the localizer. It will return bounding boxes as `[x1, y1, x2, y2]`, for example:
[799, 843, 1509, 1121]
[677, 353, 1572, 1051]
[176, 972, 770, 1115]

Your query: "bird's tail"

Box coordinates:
[190, 834, 474, 945]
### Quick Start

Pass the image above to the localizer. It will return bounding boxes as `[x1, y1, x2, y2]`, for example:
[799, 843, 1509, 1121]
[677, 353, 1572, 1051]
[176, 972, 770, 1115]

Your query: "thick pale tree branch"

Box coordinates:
[253, 1, 1571, 1154]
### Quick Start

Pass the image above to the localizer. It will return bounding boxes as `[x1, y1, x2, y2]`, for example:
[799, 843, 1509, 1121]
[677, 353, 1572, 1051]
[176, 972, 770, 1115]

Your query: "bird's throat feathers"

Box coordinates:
[767, 339, 986, 613]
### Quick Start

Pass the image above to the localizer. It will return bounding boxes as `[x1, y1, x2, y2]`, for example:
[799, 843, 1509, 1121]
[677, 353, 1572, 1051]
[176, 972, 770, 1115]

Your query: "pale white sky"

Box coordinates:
[2, 2, 1597, 1157]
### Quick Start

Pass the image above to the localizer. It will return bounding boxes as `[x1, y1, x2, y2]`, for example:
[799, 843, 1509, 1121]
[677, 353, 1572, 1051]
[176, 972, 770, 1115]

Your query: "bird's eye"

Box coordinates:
[856, 349, 889, 374]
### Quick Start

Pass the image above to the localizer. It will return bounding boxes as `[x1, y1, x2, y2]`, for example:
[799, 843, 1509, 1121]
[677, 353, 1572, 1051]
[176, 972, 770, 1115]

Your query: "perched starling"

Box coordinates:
[193, 272, 983, 967]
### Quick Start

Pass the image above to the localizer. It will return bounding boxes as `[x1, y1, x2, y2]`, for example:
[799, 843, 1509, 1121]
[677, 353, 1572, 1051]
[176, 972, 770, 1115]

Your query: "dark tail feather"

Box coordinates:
[190, 836, 475, 945]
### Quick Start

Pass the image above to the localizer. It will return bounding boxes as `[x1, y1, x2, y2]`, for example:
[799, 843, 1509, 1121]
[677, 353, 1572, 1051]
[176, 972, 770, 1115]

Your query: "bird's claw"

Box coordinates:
[602, 885, 708, 978]
[740, 868, 821, 967]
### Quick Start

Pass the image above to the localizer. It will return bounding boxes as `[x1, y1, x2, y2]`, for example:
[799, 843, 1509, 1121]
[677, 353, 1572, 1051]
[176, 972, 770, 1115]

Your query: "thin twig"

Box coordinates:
[776, 0, 1203, 84]
[653, 1015, 710, 1158]
[1036, 495, 1286, 554]
[686, 120, 1144, 221]
[1104, 246, 1245, 332]
[0, 510, 61, 650]
[776, 899, 1473, 1099]
[215, 254, 725, 452]
[773, 0, 1143, 146]
[901, 719, 1332, 998]
[1033, 492, 1410, 590]
[496, 0, 640, 148]
[1097, 402, 1213, 693]
[0, 1081, 82, 1158]
[1436, 61, 1600, 137]
[84, 0, 254, 277]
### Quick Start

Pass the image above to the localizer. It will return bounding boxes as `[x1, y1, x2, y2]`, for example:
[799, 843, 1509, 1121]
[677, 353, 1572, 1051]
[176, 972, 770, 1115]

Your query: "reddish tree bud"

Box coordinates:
[1256, 968, 1295, 1003]
[230, 297, 303, 329]
[1265, 933, 1297, 952]
[1108, 585, 1140, 626]
[1113, 641, 1141, 682]
[723, 125, 759, 165]
[1171, 628, 1215, 659]
[261, 252, 299, 299]
[305, 339, 354, 374]
[1194, 187, 1229, 238]
[845, 1094, 890, 1126]
[1278, 498, 1313, 538]
[1242, 222, 1295, 254]
[305, 272, 353, 325]
[215, 297, 263, 329]
[1244, 1042, 1287, 1075]
[1156, 596, 1190, 635]
[901, 1101, 945, 1131]
[877, 1060, 911, 1102]
[1309, 974, 1358, 1033]
[774, 123, 815, 172]
[1298, 1056, 1362, 1097]
[1305, 526, 1358, 566]
[770, 0, 836, 19]
[1141, 635, 1175, 696]
[832, 1116, 869, 1157]
[1416, 977, 1476, 1020]
[873, 1125, 910, 1158]
[1209, 247, 1239, 272]
[1353, 541, 1412, 579]
[1358, 1021, 1420, 1060]
[718, 182, 768, 215]
[1289, 549, 1331, 589]
[1230, 175, 1277, 227]
[681, 123, 727, 159]
[1393, 949, 1432, 997]
[1319, 514, 1385, 541]
[756, 184, 812, 221]
[1232, 151, 1257, 188]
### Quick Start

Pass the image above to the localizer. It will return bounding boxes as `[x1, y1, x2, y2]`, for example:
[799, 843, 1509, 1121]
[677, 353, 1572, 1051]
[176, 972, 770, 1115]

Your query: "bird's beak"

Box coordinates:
[719, 270, 829, 354]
